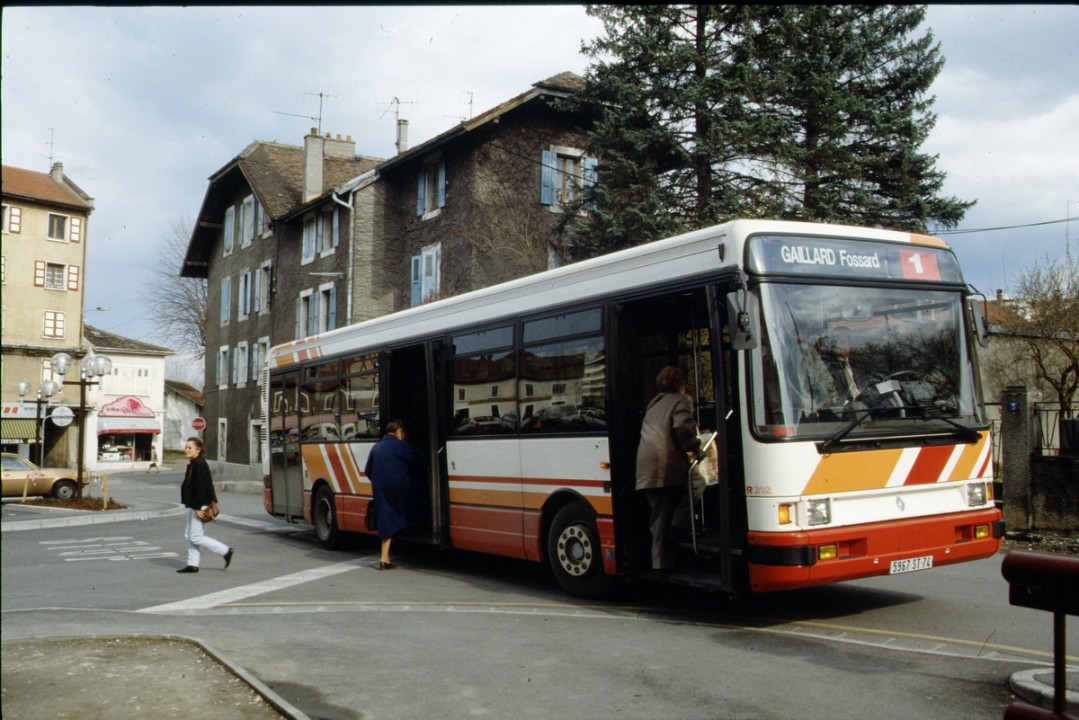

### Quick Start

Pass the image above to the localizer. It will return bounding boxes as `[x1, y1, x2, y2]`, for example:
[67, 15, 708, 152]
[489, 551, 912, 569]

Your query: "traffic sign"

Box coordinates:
[192, 416, 207, 431]
[50, 406, 74, 427]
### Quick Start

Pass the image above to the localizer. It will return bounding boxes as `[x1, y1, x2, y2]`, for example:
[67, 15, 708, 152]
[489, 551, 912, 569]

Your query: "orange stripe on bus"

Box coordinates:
[904, 444, 955, 485]
[947, 434, 988, 481]
[450, 487, 518, 507]
[802, 448, 903, 495]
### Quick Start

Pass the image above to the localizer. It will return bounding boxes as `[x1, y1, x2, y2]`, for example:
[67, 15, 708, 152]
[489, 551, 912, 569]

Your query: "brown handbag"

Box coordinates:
[197, 502, 220, 523]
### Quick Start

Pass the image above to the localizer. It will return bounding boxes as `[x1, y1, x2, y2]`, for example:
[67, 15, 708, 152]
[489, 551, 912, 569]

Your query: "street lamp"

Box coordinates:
[50, 351, 112, 500]
[13, 378, 60, 465]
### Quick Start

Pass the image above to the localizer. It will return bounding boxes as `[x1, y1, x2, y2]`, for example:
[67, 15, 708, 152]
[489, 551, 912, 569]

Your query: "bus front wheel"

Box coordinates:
[547, 502, 612, 599]
[313, 486, 341, 550]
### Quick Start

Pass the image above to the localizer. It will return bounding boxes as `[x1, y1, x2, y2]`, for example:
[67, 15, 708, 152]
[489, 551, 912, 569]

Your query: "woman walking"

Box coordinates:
[364, 419, 415, 569]
[178, 437, 234, 573]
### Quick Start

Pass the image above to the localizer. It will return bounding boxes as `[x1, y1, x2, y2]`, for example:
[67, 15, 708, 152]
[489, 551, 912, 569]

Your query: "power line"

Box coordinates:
[935, 216, 1076, 236]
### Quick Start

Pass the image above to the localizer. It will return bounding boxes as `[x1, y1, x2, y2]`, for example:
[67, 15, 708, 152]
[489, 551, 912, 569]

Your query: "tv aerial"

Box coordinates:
[275, 91, 337, 135]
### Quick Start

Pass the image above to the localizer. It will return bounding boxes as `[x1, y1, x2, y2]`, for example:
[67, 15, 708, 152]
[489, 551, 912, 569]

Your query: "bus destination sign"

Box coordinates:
[746, 234, 963, 283]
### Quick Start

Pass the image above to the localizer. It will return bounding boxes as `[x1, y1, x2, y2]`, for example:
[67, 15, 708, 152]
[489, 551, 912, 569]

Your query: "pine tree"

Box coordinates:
[567, 4, 973, 255]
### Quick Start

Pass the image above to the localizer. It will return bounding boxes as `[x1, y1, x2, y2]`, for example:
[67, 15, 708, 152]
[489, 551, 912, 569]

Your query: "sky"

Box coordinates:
[3, 5, 1077, 376]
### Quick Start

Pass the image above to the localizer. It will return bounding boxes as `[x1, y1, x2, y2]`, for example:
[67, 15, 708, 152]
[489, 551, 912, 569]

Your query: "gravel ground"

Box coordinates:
[1002, 531, 1079, 556]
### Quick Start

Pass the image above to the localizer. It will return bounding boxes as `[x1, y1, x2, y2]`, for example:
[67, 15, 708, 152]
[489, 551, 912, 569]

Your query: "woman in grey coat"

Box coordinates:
[635, 366, 701, 570]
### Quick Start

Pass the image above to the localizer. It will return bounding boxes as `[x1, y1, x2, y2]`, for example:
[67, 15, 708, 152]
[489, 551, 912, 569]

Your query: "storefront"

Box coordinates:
[94, 396, 162, 469]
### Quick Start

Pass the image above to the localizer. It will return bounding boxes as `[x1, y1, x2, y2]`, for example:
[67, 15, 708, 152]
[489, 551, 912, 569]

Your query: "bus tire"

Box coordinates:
[547, 502, 612, 599]
[313, 486, 341, 550]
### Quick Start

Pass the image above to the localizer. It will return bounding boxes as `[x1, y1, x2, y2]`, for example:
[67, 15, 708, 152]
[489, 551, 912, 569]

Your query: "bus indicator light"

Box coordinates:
[818, 545, 838, 561]
[778, 503, 792, 525]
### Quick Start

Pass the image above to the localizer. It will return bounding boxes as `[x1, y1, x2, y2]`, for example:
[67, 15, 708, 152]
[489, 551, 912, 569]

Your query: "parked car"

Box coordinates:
[1, 452, 86, 501]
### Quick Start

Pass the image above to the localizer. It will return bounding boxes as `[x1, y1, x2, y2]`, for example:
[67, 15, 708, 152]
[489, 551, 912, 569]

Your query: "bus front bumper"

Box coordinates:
[745, 508, 1005, 593]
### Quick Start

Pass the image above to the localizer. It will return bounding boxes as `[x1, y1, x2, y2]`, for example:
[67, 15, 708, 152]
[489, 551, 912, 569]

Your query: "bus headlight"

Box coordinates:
[806, 498, 831, 526]
[966, 482, 987, 507]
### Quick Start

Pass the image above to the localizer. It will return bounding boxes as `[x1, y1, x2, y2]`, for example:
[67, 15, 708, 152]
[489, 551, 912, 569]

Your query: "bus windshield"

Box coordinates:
[750, 283, 982, 441]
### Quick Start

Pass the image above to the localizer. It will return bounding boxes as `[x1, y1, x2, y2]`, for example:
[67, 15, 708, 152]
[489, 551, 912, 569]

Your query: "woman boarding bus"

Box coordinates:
[263, 219, 1002, 598]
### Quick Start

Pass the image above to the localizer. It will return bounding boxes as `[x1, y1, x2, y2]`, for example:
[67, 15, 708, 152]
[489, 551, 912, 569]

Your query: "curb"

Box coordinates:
[0, 501, 184, 532]
[1009, 667, 1079, 716]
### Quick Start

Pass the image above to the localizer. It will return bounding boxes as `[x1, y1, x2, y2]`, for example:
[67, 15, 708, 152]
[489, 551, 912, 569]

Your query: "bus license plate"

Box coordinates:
[890, 555, 933, 574]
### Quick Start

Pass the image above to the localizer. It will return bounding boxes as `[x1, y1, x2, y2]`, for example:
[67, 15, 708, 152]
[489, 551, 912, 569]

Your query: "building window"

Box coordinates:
[410, 242, 441, 306]
[217, 346, 229, 388]
[44, 263, 66, 290]
[297, 290, 314, 339]
[416, 155, 446, 218]
[236, 341, 249, 386]
[217, 418, 227, 461]
[43, 311, 65, 338]
[240, 195, 255, 247]
[318, 284, 337, 333]
[238, 270, 251, 320]
[541, 147, 598, 210]
[48, 214, 68, 241]
[223, 205, 235, 255]
[220, 276, 231, 325]
[255, 262, 272, 314]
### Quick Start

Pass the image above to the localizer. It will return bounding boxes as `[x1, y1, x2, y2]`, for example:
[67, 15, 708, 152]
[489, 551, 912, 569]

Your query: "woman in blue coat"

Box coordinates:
[364, 419, 416, 569]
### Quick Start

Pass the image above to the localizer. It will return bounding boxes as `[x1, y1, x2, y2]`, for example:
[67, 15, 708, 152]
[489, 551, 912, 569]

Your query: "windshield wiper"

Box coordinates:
[819, 407, 881, 453]
[908, 404, 982, 444]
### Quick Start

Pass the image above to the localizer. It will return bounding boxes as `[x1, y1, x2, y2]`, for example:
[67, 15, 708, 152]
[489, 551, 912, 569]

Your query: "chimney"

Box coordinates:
[396, 119, 409, 155]
[50, 162, 65, 183]
[303, 128, 324, 202]
[324, 132, 356, 159]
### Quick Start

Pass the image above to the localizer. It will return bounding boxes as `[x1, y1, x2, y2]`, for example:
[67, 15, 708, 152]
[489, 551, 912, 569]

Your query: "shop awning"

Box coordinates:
[1, 419, 39, 443]
[97, 417, 161, 435]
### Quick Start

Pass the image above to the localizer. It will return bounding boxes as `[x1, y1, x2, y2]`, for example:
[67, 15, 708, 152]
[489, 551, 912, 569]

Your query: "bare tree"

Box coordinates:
[999, 244, 1078, 418]
[144, 216, 208, 359]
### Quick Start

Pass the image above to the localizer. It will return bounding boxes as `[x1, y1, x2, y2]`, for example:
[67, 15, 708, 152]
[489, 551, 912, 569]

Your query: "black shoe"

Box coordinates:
[177, 566, 199, 573]
[224, 548, 234, 570]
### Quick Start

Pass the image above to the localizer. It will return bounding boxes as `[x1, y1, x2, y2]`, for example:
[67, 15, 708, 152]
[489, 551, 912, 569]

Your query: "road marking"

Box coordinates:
[137, 559, 368, 614]
[40, 536, 178, 562]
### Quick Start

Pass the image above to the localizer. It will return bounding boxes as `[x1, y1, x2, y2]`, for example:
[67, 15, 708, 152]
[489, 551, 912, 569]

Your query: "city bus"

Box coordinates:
[262, 219, 1003, 597]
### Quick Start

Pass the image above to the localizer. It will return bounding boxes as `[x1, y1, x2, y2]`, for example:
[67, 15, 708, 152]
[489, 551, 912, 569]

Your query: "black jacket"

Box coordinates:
[181, 457, 218, 509]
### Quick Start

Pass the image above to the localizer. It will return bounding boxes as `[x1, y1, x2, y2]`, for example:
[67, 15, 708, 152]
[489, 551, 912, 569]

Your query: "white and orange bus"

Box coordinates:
[262, 219, 1002, 597]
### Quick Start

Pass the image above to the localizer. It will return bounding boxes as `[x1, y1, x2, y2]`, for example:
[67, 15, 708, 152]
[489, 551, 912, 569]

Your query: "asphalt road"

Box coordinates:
[3, 469, 1075, 719]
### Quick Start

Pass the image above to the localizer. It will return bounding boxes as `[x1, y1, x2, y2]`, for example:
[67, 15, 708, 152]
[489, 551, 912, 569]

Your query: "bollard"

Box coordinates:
[1001, 551, 1079, 719]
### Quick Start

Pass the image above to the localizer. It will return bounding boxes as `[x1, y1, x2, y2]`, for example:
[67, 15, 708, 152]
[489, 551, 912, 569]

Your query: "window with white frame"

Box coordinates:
[47, 214, 68, 241]
[416, 155, 446, 218]
[34, 261, 78, 291]
[318, 283, 337, 333]
[255, 199, 267, 236]
[43, 310, 65, 338]
[238, 270, 251, 321]
[540, 147, 597, 210]
[256, 336, 270, 384]
[297, 290, 314, 339]
[318, 211, 334, 256]
[236, 341, 249, 386]
[44, 263, 66, 290]
[255, 261, 272, 314]
[1, 255, 6, 283]
[223, 205, 235, 255]
[220, 276, 231, 325]
[217, 346, 229, 388]
[240, 195, 255, 247]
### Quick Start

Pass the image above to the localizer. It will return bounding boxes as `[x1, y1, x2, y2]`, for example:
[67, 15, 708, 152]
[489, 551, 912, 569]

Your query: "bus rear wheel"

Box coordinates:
[313, 486, 341, 550]
[547, 502, 612, 599]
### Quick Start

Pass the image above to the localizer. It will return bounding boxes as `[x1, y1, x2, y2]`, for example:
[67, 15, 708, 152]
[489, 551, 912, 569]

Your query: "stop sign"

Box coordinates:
[192, 416, 207, 431]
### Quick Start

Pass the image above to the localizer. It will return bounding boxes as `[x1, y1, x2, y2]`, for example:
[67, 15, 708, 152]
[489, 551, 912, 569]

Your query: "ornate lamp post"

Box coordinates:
[49, 352, 112, 500]
[13, 378, 59, 465]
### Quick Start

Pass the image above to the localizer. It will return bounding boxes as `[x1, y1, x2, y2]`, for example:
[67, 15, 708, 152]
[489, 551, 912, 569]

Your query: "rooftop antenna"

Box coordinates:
[42, 127, 58, 165]
[443, 92, 475, 123]
[275, 91, 337, 135]
[378, 96, 417, 123]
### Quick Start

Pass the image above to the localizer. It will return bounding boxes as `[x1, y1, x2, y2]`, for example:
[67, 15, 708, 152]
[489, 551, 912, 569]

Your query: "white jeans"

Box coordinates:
[184, 508, 229, 566]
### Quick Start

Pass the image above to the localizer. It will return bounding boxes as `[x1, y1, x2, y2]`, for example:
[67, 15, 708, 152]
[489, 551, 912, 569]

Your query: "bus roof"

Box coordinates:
[268, 219, 952, 369]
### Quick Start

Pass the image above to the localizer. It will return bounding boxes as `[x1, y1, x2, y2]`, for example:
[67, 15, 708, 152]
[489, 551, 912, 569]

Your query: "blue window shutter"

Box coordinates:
[437, 157, 446, 208]
[540, 150, 555, 205]
[417, 168, 426, 216]
[253, 267, 261, 310]
[332, 209, 340, 248]
[410, 255, 422, 306]
[295, 298, 301, 339]
[328, 287, 337, 330]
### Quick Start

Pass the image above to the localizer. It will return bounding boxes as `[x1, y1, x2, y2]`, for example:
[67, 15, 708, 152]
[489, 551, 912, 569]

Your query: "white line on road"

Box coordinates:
[137, 559, 368, 614]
